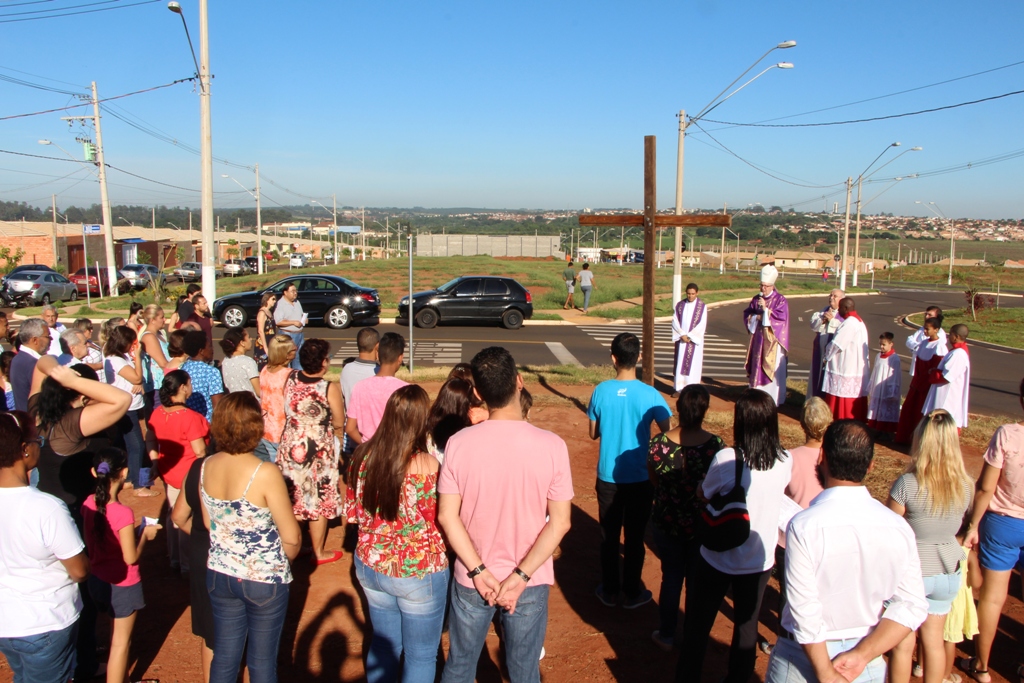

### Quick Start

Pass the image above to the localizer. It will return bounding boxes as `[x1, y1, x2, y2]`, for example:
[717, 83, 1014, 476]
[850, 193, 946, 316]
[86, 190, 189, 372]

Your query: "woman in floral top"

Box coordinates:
[345, 384, 448, 683]
[647, 384, 725, 651]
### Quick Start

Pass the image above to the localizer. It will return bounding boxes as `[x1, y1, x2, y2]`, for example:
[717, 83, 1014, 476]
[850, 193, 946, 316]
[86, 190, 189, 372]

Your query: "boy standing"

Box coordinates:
[867, 332, 902, 434]
[923, 324, 971, 429]
[589, 333, 671, 608]
[344, 332, 407, 444]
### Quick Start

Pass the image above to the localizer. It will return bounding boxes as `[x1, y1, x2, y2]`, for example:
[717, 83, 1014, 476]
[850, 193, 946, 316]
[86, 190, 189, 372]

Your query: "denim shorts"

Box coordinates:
[88, 577, 145, 619]
[978, 511, 1024, 572]
[253, 438, 279, 464]
[922, 570, 961, 615]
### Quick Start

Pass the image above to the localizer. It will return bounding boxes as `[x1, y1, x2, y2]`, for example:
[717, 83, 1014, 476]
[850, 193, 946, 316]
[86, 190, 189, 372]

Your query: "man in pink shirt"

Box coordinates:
[344, 332, 408, 444]
[438, 347, 574, 683]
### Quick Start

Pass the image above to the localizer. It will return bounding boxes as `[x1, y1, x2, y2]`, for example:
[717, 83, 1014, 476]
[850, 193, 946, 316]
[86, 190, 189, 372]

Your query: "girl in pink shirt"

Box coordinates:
[82, 448, 161, 683]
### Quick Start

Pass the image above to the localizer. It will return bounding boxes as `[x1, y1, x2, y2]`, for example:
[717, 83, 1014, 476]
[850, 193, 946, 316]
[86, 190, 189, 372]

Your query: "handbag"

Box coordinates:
[698, 451, 751, 552]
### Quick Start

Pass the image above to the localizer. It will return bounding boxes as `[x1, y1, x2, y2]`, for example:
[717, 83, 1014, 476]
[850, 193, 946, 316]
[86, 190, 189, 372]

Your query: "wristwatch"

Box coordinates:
[513, 567, 531, 583]
[467, 564, 486, 579]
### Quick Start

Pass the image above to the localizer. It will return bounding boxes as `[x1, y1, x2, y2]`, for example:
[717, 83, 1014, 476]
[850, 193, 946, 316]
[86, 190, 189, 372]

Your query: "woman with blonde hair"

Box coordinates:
[888, 409, 973, 683]
[255, 334, 295, 463]
[139, 304, 170, 417]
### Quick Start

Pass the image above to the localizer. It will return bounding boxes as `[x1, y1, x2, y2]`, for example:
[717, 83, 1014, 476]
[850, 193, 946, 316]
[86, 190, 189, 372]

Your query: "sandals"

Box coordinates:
[957, 657, 991, 683]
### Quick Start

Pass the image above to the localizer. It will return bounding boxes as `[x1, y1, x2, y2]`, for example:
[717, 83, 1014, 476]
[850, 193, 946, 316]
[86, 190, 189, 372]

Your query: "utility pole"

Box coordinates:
[852, 176, 863, 287]
[672, 109, 685, 308]
[840, 177, 852, 290]
[198, 0, 215, 305]
[152, 206, 156, 244]
[332, 193, 338, 265]
[719, 202, 727, 274]
[255, 163, 263, 275]
[50, 194, 58, 268]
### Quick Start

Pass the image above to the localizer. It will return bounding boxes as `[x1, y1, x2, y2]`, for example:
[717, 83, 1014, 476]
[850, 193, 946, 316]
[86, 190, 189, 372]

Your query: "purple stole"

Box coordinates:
[674, 298, 706, 376]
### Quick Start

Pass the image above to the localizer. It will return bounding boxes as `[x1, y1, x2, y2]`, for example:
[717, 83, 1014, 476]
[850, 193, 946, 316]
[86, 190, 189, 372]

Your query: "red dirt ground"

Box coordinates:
[2, 382, 1021, 683]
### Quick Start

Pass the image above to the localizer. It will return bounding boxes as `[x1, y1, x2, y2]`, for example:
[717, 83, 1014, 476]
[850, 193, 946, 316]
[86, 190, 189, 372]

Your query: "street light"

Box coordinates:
[311, 198, 338, 263]
[222, 168, 263, 275]
[916, 201, 955, 286]
[851, 144, 922, 286]
[168, 0, 215, 305]
[117, 217, 134, 226]
[673, 40, 795, 304]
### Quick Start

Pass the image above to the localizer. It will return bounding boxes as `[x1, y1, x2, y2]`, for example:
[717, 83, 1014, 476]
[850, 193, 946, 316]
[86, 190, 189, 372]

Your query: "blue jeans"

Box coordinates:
[766, 635, 886, 683]
[0, 620, 79, 683]
[206, 570, 290, 683]
[123, 409, 145, 488]
[354, 557, 448, 683]
[581, 285, 592, 311]
[441, 581, 549, 683]
[285, 331, 304, 370]
[253, 439, 279, 464]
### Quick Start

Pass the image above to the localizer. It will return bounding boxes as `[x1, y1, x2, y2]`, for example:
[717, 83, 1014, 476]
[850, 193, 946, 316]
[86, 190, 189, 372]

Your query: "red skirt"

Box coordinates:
[824, 393, 868, 422]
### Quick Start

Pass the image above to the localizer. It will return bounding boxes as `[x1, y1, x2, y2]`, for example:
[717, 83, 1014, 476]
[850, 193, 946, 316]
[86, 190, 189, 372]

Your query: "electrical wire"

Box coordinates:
[0, 73, 85, 96]
[0, 0, 160, 23]
[0, 77, 194, 121]
[698, 87, 1024, 128]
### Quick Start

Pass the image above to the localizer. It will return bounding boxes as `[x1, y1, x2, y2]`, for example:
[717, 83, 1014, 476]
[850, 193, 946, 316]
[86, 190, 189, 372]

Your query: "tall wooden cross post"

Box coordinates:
[579, 136, 731, 385]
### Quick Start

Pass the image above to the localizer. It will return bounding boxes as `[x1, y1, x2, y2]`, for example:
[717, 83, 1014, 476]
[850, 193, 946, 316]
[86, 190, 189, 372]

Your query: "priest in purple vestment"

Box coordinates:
[743, 264, 790, 407]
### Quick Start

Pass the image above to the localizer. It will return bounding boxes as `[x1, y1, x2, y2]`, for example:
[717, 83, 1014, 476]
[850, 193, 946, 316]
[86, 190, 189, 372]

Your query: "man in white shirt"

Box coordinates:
[766, 420, 927, 683]
[671, 283, 707, 394]
[273, 282, 305, 370]
[906, 306, 946, 377]
[809, 289, 843, 398]
[56, 329, 90, 367]
[922, 324, 971, 429]
[41, 305, 66, 357]
[821, 298, 871, 422]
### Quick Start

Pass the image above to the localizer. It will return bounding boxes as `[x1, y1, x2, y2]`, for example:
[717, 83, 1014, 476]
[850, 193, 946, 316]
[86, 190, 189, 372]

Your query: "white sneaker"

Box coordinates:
[539, 646, 546, 661]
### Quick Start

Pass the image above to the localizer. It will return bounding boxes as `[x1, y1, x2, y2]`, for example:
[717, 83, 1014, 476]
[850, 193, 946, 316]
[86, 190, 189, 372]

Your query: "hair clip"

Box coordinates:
[96, 462, 111, 475]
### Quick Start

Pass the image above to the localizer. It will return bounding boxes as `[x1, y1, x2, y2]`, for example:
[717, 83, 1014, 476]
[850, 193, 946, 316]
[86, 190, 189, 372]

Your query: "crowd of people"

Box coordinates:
[0, 259, 1022, 683]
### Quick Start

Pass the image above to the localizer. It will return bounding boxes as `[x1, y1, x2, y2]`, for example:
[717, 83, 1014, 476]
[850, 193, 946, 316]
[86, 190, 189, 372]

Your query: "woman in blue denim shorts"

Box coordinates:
[960, 377, 1024, 683]
[888, 410, 974, 683]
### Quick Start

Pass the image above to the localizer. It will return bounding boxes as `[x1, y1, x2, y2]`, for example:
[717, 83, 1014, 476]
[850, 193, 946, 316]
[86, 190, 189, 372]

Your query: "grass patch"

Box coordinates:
[907, 307, 1024, 349]
[530, 312, 564, 321]
[70, 305, 105, 317]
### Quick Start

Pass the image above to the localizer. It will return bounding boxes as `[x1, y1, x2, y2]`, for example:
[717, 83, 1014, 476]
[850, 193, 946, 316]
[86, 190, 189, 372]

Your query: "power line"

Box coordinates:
[0, 64, 87, 89]
[699, 87, 1024, 128]
[0, 76, 194, 121]
[0, 0, 160, 23]
[0, 73, 85, 96]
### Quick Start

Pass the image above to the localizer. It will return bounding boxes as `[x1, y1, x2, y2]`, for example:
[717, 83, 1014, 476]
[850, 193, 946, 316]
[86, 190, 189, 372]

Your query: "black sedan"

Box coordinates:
[212, 275, 380, 330]
[397, 276, 533, 330]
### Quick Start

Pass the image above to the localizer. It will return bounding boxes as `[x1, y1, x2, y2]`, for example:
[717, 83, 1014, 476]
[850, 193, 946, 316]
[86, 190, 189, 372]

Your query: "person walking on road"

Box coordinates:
[578, 263, 595, 313]
[562, 261, 577, 310]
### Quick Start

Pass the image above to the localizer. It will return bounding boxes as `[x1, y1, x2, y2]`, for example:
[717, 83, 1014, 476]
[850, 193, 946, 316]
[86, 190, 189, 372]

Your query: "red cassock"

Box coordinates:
[825, 394, 868, 422]
[894, 354, 943, 444]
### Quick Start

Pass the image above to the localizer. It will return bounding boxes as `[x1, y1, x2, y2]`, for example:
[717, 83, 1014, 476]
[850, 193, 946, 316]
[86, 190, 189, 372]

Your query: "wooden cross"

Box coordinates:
[579, 136, 731, 386]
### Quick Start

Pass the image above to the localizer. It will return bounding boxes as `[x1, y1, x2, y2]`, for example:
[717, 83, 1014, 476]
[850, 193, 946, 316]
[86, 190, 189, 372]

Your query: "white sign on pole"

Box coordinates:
[83, 224, 102, 234]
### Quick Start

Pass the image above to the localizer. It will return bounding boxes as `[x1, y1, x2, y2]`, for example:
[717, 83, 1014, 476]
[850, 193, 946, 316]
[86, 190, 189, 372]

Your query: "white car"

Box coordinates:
[289, 254, 307, 268]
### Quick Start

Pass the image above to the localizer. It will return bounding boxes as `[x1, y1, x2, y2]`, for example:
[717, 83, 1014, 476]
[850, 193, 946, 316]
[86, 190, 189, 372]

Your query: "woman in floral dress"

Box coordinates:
[253, 292, 277, 371]
[647, 384, 725, 651]
[345, 384, 448, 683]
[276, 338, 346, 565]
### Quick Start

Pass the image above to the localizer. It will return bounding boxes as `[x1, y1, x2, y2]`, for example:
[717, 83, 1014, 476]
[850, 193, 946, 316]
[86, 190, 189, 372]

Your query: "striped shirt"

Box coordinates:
[889, 473, 973, 575]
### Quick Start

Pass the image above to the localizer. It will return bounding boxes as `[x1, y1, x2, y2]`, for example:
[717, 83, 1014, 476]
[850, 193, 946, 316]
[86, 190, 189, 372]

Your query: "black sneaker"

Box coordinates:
[595, 584, 617, 607]
[623, 589, 653, 609]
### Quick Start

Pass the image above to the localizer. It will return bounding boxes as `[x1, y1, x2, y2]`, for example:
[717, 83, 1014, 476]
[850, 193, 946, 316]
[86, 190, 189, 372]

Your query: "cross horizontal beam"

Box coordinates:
[578, 214, 731, 227]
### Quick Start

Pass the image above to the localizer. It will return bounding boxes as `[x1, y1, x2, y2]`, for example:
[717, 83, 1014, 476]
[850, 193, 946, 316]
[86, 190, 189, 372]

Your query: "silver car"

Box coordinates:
[120, 264, 165, 290]
[4, 272, 78, 306]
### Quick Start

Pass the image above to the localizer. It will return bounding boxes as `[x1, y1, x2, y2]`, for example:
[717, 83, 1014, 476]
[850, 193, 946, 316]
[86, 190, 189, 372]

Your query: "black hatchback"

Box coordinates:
[212, 275, 380, 330]
[398, 276, 533, 329]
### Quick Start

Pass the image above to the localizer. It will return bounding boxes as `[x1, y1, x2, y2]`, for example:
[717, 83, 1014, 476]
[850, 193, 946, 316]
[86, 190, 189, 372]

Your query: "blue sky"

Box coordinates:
[2, 0, 1023, 218]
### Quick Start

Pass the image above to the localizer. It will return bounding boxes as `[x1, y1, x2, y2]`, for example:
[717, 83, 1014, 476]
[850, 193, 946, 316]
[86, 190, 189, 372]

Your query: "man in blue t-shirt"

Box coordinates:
[588, 332, 671, 609]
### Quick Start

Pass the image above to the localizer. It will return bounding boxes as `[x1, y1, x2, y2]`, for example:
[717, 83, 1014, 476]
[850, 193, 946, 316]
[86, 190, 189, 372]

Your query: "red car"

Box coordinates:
[69, 266, 106, 296]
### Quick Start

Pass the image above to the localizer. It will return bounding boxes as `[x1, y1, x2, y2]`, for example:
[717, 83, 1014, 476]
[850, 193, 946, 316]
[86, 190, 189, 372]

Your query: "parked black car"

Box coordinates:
[397, 276, 533, 329]
[212, 275, 380, 330]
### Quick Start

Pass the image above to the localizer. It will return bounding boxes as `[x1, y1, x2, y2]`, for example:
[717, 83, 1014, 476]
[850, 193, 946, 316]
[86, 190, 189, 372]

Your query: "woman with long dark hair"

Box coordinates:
[647, 384, 726, 651]
[146, 369, 209, 574]
[219, 328, 260, 397]
[888, 410, 973, 683]
[254, 291, 277, 371]
[677, 389, 792, 683]
[103, 326, 150, 496]
[425, 378, 483, 463]
[345, 385, 448, 682]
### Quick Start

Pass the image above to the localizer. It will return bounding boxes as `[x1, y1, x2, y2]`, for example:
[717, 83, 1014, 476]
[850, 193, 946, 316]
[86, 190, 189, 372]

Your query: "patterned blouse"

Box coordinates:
[202, 461, 292, 584]
[344, 454, 448, 579]
[648, 432, 726, 539]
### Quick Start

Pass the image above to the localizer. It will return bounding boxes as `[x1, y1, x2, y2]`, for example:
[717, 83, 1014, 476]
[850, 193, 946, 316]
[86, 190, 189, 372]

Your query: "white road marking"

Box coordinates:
[545, 342, 582, 366]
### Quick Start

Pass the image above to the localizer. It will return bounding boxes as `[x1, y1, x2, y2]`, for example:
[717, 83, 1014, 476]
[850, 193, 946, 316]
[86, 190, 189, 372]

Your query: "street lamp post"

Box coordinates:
[168, 0, 215, 305]
[222, 165, 263, 275]
[674, 41, 795, 306]
[310, 197, 337, 264]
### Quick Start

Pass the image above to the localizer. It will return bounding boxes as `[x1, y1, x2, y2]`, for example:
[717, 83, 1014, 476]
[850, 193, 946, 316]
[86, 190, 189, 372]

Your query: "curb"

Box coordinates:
[897, 314, 1024, 355]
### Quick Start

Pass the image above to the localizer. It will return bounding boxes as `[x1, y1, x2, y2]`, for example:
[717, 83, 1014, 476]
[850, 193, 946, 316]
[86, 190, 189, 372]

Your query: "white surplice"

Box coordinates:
[672, 300, 707, 391]
[867, 352, 902, 423]
[747, 314, 787, 406]
[906, 327, 948, 377]
[922, 347, 971, 428]
[822, 316, 870, 399]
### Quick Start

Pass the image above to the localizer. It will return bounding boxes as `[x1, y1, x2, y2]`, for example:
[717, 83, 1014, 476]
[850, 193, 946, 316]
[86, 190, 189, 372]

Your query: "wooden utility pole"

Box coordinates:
[579, 136, 730, 385]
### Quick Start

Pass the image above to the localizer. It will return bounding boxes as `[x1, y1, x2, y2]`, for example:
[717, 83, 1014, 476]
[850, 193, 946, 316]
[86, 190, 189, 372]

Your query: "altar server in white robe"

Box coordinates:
[923, 323, 971, 429]
[867, 331, 902, 433]
[906, 305, 946, 377]
[672, 283, 707, 393]
[821, 297, 871, 421]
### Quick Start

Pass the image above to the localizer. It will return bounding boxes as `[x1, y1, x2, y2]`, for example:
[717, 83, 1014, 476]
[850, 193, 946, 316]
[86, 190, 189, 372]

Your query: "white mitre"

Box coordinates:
[760, 264, 779, 285]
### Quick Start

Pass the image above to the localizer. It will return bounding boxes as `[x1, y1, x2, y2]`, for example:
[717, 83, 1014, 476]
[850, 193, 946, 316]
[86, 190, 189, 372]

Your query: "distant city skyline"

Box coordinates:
[2, 1, 1023, 219]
